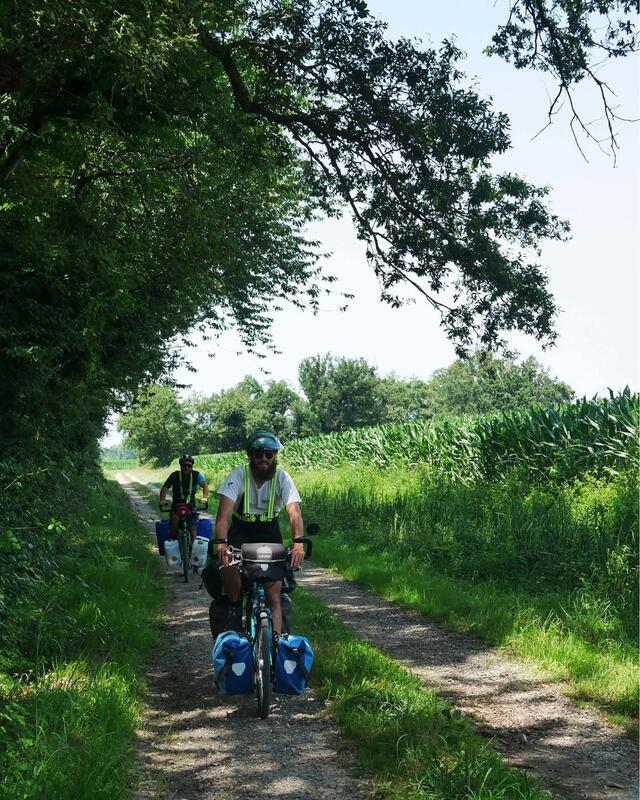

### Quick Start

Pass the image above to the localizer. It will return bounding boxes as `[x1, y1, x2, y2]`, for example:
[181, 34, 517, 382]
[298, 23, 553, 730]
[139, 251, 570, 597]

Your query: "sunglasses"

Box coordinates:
[251, 449, 276, 459]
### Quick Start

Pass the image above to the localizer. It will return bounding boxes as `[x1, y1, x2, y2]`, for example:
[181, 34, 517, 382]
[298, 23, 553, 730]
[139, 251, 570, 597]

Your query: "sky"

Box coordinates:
[104, 1, 639, 445]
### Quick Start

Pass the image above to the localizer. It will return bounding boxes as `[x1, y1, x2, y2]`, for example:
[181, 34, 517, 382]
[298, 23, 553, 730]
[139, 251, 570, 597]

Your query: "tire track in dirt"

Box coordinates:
[118, 477, 371, 800]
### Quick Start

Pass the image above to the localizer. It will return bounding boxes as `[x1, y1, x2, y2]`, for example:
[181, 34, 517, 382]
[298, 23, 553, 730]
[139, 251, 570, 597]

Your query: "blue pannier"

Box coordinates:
[155, 520, 171, 555]
[273, 634, 313, 695]
[197, 517, 213, 539]
[212, 631, 254, 695]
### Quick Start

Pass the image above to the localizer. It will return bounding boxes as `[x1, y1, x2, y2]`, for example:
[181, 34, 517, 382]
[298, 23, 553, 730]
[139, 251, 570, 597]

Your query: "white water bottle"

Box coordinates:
[190, 536, 209, 568]
[164, 539, 182, 569]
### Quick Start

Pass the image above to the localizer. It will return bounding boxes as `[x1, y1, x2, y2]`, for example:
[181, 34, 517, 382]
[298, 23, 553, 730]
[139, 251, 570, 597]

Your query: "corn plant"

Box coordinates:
[196, 389, 638, 484]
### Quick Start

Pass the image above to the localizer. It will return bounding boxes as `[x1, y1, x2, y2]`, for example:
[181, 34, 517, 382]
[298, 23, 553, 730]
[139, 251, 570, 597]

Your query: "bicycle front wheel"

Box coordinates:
[179, 529, 189, 583]
[255, 617, 272, 719]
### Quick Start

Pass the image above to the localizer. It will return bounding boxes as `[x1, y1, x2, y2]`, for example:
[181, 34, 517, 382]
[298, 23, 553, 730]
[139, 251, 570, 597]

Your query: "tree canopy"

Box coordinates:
[1, 1, 635, 463]
[425, 353, 575, 416]
[118, 353, 576, 463]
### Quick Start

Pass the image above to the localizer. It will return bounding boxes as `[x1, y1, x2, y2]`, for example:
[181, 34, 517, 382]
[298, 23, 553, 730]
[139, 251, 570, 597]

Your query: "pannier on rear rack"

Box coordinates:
[240, 542, 287, 583]
[212, 631, 254, 695]
[273, 634, 314, 695]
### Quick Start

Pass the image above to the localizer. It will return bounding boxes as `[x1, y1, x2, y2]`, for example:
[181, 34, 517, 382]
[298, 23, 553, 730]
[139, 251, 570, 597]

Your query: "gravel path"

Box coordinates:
[299, 566, 638, 800]
[119, 478, 371, 800]
[119, 473, 638, 800]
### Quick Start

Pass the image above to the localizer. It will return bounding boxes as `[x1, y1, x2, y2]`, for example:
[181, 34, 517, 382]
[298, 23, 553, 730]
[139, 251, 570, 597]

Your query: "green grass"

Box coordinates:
[292, 588, 554, 800]
[294, 464, 638, 729]
[0, 480, 164, 800]
[310, 537, 638, 725]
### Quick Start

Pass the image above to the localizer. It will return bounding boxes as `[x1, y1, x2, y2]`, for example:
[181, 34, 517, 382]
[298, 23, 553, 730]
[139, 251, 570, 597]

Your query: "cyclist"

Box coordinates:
[159, 454, 209, 542]
[214, 430, 304, 634]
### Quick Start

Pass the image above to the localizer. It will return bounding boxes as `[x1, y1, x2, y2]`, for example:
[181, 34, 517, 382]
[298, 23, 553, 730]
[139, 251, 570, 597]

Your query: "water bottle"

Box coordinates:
[190, 536, 209, 568]
[164, 539, 182, 569]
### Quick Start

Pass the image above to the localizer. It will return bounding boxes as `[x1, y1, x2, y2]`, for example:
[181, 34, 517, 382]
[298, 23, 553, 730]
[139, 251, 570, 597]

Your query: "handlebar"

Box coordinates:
[210, 538, 313, 566]
[159, 499, 208, 513]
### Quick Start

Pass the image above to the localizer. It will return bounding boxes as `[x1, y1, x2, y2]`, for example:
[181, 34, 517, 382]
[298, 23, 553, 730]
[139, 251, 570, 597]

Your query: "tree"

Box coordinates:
[118, 385, 189, 466]
[378, 376, 433, 424]
[246, 381, 300, 439]
[298, 354, 383, 433]
[183, 393, 221, 455]
[1, 1, 634, 465]
[487, 1, 639, 159]
[426, 353, 575, 416]
[207, 388, 252, 453]
[0, 1, 322, 461]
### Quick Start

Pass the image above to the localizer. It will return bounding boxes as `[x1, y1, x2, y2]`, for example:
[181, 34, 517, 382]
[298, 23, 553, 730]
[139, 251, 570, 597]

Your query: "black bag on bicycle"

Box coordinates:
[281, 564, 297, 594]
[201, 561, 225, 601]
[209, 598, 231, 639]
[241, 542, 287, 583]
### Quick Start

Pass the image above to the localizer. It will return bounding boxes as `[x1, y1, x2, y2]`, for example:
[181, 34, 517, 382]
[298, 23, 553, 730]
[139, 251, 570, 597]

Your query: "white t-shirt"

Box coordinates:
[217, 466, 301, 516]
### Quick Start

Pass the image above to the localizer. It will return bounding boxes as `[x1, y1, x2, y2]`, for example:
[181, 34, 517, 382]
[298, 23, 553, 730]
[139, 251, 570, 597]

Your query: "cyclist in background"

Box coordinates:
[214, 431, 304, 633]
[159, 454, 209, 542]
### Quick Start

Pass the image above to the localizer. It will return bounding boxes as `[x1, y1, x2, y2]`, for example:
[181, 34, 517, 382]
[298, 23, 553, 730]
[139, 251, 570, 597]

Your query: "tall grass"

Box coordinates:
[293, 464, 638, 720]
[0, 480, 164, 800]
[297, 466, 637, 612]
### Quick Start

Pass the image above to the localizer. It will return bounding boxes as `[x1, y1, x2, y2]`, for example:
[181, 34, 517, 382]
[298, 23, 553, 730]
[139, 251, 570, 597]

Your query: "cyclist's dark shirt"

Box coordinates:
[167, 469, 204, 505]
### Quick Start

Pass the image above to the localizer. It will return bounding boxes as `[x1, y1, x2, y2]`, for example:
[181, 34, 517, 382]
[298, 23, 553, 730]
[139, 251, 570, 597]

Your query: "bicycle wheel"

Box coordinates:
[179, 528, 189, 583]
[255, 617, 272, 719]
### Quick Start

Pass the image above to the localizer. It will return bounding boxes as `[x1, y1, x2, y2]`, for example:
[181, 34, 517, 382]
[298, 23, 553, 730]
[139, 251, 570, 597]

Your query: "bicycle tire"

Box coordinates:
[255, 617, 272, 719]
[180, 528, 189, 583]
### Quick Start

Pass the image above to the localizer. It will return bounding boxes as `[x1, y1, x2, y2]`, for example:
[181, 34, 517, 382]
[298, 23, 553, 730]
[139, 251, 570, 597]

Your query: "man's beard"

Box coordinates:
[251, 459, 277, 480]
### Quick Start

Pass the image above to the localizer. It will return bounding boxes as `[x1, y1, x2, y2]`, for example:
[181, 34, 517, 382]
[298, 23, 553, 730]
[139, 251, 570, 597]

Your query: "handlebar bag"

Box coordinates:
[273, 634, 314, 695]
[241, 542, 287, 583]
[212, 631, 254, 695]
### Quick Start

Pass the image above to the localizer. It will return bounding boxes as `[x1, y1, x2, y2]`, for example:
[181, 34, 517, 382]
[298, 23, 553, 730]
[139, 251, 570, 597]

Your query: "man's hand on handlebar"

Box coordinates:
[217, 541, 229, 567]
[290, 541, 305, 569]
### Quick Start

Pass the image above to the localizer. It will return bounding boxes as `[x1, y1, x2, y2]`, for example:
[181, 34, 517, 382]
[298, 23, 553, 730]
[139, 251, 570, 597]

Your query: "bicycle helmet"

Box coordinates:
[178, 453, 194, 465]
[246, 430, 282, 452]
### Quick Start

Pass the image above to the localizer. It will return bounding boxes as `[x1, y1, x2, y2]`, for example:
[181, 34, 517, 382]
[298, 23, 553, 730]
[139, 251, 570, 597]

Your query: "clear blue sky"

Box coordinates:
[104, 2, 639, 444]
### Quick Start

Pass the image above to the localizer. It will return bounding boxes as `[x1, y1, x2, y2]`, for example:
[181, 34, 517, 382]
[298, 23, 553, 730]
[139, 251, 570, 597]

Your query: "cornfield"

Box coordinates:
[196, 389, 638, 483]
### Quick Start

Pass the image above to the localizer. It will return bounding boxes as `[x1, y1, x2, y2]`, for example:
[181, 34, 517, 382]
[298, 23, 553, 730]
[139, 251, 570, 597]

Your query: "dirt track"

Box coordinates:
[119, 475, 638, 800]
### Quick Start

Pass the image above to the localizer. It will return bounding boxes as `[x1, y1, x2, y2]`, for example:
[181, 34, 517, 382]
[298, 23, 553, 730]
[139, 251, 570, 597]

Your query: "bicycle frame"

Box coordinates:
[244, 581, 271, 639]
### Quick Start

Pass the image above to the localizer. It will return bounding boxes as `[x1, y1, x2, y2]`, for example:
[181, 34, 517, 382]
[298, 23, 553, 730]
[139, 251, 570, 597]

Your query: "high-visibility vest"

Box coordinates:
[232, 464, 280, 522]
[174, 471, 194, 502]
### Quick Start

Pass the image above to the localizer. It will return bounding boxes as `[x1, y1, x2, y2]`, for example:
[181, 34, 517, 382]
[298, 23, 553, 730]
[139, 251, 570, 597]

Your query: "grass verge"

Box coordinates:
[292, 587, 554, 800]
[0, 480, 164, 800]
[309, 536, 638, 732]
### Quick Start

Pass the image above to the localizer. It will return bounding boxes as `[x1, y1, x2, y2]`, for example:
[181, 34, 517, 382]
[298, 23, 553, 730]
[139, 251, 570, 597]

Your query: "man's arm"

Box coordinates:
[286, 501, 305, 568]
[215, 494, 235, 566]
[159, 475, 172, 504]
